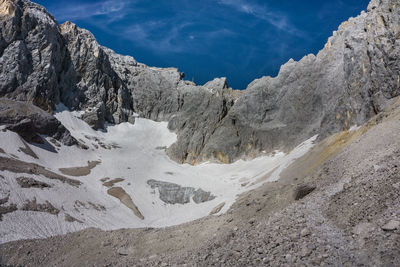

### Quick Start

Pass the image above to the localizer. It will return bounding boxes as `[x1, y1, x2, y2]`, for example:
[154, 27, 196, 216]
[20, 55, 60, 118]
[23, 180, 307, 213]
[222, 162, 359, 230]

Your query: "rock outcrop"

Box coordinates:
[0, 0, 67, 112]
[59, 22, 134, 128]
[147, 179, 216, 204]
[0, 0, 399, 163]
[104, 46, 239, 163]
[189, 0, 400, 162]
[0, 98, 76, 145]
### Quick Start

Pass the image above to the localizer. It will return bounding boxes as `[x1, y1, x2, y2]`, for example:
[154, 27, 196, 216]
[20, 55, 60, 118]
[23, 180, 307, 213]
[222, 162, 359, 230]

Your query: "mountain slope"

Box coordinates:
[0, 0, 399, 265]
[1, 0, 399, 164]
[0, 102, 316, 244]
[196, 0, 400, 162]
[2, 92, 400, 267]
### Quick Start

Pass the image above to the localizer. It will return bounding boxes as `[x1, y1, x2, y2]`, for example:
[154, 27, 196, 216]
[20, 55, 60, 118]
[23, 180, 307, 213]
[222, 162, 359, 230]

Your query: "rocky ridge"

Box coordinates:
[0, 0, 399, 265]
[1, 0, 400, 165]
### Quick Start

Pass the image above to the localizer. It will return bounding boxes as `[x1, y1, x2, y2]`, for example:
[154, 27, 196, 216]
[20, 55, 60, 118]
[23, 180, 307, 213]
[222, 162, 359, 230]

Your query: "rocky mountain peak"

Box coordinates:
[1, 0, 400, 164]
[1, 1, 400, 265]
[203, 77, 229, 93]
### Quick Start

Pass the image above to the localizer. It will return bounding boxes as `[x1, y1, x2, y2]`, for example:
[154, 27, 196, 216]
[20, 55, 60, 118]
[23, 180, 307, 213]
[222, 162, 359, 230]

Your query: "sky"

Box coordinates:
[36, 0, 369, 89]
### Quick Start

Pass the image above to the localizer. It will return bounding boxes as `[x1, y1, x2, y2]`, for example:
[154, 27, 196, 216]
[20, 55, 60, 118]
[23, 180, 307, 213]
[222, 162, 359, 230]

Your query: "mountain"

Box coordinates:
[0, 0, 400, 266]
[1, 0, 399, 164]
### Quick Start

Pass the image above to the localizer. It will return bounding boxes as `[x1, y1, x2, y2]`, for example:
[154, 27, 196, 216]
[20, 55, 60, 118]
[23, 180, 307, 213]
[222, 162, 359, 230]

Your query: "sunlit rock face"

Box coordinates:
[0, 0, 400, 163]
[193, 0, 400, 163]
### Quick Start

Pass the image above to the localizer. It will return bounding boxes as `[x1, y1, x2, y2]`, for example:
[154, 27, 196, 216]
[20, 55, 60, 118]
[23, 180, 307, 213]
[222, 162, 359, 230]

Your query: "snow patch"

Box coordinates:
[0, 107, 316, 243]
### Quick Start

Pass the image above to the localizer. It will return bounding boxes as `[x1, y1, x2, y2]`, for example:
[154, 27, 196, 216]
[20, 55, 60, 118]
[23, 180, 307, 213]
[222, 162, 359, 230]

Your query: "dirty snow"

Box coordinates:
[0, 104, 316, 243]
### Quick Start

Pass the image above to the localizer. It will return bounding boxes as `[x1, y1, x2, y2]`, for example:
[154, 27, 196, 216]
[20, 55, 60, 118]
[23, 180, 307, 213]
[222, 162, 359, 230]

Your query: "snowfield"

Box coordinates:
[0, 105, 317, 243]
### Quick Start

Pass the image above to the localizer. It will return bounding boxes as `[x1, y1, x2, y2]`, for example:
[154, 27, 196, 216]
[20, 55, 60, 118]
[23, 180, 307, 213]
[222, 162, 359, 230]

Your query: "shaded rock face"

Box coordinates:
[0, 0, 64, 111]
[104, 47, 238, 164]
[147, 179, 216, 204]
[59, 22, 134, 127]
[0, 0, 237, 155]
[66, 0, 400, 163]
[0, 0, 399, 164]
[0, 98, 76, 145]
[0, 0, 134, 128]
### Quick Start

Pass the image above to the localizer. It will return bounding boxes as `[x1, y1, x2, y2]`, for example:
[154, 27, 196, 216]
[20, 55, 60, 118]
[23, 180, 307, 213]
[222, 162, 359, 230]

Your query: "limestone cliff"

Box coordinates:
[0, 0, 399, 163]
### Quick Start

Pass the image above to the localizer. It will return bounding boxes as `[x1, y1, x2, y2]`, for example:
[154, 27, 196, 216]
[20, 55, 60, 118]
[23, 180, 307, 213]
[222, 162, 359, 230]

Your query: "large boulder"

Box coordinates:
[0, 98, 76, 145]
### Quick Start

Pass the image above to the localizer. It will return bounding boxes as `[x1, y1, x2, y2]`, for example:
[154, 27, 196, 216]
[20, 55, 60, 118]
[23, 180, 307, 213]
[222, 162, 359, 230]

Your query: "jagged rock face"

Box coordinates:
[349, 0, 400, 113]
[0, 0, 64, 111]
[0, 0, 134, 128]
[59, 22, 133, 127]
[100, 0, 400, 163]
[104, 47, 184, 122]
[0, 0, 238, 161]
[166, 80, 236, 163]
[0, 0, 399, 164]
[189, 0, 400, 162]
[105, 45, 239, 163]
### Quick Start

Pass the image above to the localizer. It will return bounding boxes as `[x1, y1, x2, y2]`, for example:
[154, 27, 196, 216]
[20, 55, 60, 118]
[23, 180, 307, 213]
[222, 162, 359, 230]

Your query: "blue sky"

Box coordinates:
[36, 0, 369, 89]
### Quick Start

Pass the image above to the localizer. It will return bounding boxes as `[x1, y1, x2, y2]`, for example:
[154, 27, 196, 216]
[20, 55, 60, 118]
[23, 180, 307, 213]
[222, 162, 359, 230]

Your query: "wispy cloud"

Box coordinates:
[119, 21, 236, 54]
[49, 0, 237, 53]
[48, 0, 305, 56]
[122, 21, 187, 53]
[50, 0, 130, 22]
[218, 0, 305, 37]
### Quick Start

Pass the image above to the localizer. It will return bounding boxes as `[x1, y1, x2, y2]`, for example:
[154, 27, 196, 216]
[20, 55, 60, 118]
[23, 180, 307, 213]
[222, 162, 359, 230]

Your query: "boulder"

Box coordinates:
[0, 98, 77, 145]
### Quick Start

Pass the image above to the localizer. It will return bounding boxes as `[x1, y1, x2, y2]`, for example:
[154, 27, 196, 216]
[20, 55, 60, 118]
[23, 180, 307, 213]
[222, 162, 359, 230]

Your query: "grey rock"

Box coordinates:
[0, 98, 76, 145]
[101, 241, 111, 247]
[0, 0, 134, 128]
[300, 247, 312, 258]
[0, 195, 9, 205]
[147, 179, 215, 204]
[210, 202, 225, 215]
[64, 213, 83, 224]
[80, 103, 106, 130]
[0, 203, 17, 221]
[117, 247, 135, 256]
[300, 228, 311, 237]
[21, 198, 59, 215]
[1, 0, 400, 165]
[16, 176, 51, 189]
[294, 185, 316, 200]
[352, 222, 375, 235]
[59, 22, 133, 127]
[381, 220, 400, 231]
[0, 0, 65, 111]
[166, 80, 237, 164]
